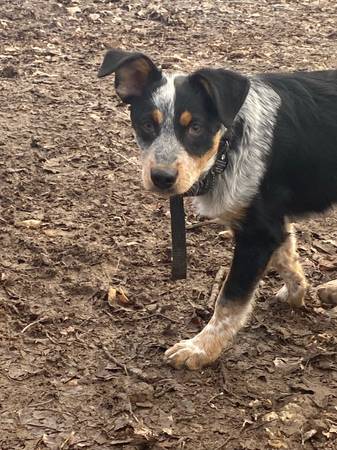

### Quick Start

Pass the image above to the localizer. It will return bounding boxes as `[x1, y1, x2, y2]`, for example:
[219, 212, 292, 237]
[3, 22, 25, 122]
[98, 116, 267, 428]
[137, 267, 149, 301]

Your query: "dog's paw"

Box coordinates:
[164, 339, 207, 370]
[275, 284, 306, 308]
[164, 303, 250, 370]
[164, 328, 225, 370]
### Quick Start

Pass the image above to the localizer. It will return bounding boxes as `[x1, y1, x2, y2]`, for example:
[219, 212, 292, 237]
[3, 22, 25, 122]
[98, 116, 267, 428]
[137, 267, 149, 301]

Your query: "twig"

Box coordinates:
[215, 434, 236, 449]
[110, 312, 180, 324]
[45, 331, 59, 344]
[106, 143, 138, 166]
[208, 392, 224, 404]
[207, 266, 227, 309]
[155, 312, 180, 324]
[186, 218, 219, 230]
[21, 316, 48, 334]
[60, 431, 75, 449]
[102, 346, 157, 382]
[110, 439, 133, 446]
[102, 346, 129, 376]
[26, 422, 59, 432]
[28, 398, 54, 408]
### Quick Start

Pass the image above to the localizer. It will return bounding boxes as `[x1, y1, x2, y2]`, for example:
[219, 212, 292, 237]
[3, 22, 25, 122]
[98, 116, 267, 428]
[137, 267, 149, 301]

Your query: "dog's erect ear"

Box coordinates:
[190, 69, 250, 127]
[98, 49, 162, 103]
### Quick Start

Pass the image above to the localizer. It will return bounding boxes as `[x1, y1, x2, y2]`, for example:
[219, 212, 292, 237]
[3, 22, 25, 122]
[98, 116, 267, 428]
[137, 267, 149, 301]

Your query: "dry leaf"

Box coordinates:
[317, 280, 337, 306]
[267, 440, 288, 449]
[133, 421, 153, 439]
[265, 428, 288, 449]
[318, 258, 337, 271]
[278, 403, 303, 423]
[43, 228, 72, 237]
[263, 412, 279, 422]
[67, 6, 81, 15]
[218, 230, 233, 239]
[322, 424, 337, 439]
[108, 287, 117, 306]
[107, 286, 129, 306]
[302, 429, 317, 443]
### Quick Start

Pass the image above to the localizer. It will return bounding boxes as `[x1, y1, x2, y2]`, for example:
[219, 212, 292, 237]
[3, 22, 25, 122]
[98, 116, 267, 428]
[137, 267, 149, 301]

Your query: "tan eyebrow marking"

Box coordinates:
[179, 110, 192, 127]
[152, 109, 163, 124]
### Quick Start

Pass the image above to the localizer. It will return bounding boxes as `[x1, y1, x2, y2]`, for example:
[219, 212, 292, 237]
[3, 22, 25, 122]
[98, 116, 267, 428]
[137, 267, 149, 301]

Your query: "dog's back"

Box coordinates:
[257, 70, 337, 215]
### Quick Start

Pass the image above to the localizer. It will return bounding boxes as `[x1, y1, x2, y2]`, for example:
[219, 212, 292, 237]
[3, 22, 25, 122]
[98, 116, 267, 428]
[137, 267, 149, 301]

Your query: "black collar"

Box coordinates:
[183, 134, 230, 197]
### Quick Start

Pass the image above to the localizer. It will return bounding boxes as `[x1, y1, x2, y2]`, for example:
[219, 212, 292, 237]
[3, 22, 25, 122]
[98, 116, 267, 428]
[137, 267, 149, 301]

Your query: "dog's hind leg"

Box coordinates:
[271, 222, 307, 308]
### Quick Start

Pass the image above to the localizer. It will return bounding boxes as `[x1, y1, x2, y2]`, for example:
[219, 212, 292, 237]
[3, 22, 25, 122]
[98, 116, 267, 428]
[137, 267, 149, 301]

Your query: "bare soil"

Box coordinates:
[1, 1, 337, 449]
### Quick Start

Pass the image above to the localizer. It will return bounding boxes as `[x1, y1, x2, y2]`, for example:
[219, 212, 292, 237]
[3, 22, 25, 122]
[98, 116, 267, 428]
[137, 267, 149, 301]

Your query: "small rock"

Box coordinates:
[88, 13, 100, 22]
[135, 401, 153, 408]
[15, 219, 42, 229]
[145, 303, 157, 313]
[249, 399, 261, 408]
[67, 6, 81, 15]
[317, 280, 337, 306]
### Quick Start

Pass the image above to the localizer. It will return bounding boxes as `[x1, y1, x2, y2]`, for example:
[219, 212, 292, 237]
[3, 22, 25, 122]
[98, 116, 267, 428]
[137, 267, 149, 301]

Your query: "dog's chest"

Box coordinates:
[192, 177, 247, 224]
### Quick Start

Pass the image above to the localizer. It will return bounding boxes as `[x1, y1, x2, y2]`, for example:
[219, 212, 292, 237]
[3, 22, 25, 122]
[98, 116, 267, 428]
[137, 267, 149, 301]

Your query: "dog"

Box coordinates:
[98, 49, 337, 370]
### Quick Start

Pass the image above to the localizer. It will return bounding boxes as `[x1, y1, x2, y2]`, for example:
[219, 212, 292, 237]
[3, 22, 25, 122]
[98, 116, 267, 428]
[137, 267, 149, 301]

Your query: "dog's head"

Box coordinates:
[98, 49, 250, 196]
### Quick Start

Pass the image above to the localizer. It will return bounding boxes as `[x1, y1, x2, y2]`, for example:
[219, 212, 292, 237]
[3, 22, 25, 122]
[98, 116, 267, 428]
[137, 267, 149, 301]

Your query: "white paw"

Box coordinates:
[275, 284, 306, 307]
[164, 338, 207, 370]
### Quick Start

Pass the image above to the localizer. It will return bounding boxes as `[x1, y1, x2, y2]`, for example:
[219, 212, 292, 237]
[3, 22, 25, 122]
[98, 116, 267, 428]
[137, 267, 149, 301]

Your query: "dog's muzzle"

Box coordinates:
[150, 167, 178, 190]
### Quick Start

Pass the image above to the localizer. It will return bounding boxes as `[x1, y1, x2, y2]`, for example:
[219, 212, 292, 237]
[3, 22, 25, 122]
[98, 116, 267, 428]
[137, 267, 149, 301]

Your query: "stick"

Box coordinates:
[186, 218, 219, 230]
[102, 346, 129, 376]
[207, 266, 227, 309]
[21, 316, 47, 334]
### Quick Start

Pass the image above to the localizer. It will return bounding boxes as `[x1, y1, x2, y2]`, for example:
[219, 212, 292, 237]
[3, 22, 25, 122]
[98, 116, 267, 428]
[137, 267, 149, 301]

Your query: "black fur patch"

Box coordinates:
[259, 70, 337, 216]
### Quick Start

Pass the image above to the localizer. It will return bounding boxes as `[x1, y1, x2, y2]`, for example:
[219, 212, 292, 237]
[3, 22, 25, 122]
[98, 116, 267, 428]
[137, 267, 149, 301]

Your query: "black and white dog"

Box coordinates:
[98, 49, 337, 370]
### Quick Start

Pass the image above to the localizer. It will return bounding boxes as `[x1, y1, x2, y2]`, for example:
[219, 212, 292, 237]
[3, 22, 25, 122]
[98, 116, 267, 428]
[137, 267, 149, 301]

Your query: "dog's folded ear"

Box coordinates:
[190, 69, 250, 128]
[98, 49, 162, 103]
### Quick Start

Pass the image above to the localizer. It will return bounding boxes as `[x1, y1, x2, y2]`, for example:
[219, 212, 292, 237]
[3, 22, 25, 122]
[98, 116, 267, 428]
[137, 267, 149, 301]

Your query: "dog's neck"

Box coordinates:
[193, 78, 281, 223]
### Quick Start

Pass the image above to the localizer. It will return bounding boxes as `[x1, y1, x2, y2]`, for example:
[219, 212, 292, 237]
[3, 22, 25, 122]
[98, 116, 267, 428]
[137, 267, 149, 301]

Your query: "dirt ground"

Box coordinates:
[1, 0, 337, 449]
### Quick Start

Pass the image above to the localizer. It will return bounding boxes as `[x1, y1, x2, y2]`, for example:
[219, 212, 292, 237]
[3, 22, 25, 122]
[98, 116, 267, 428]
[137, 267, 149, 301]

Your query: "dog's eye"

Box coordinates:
[188, 122, 203, 136]
[141, 120, 155, 134]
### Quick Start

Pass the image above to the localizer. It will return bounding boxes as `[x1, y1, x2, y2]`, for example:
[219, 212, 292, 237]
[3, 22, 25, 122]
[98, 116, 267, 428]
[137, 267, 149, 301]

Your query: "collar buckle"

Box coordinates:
[213, 140, 229, 174]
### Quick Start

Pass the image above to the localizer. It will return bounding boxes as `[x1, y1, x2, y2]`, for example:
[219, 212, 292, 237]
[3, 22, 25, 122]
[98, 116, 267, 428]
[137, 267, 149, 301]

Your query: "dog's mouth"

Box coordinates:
[141, 145, 218, 197]
[145, 181, 186, 198]
[148, 186, 177, 198]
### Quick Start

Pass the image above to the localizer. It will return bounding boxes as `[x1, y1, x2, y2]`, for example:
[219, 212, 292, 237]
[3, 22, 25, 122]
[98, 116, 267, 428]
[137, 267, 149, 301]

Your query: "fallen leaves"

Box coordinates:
[273, 357, 304, 373]
[107, 286, 129, 307]
[317, 279, 337, 306]
[2, 1, 337, 450]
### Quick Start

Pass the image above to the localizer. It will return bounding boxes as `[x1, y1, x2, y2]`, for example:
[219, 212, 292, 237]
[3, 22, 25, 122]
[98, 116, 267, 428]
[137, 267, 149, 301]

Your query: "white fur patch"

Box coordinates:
[211, 299, 253, 339]
[179, 339, 207, 355]
[193, 79, 281, 221]
[148, 73, 184, 164]
[152, 73, 178, 120]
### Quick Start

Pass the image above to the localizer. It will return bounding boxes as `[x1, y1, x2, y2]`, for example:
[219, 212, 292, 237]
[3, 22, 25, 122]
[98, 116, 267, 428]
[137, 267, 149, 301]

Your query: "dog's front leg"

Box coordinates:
[165, 220, 286, 370]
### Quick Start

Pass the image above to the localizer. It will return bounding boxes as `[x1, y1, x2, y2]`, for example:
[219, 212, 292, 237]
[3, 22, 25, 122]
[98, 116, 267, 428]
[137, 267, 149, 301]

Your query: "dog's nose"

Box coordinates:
[150, 167, 178, 190]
